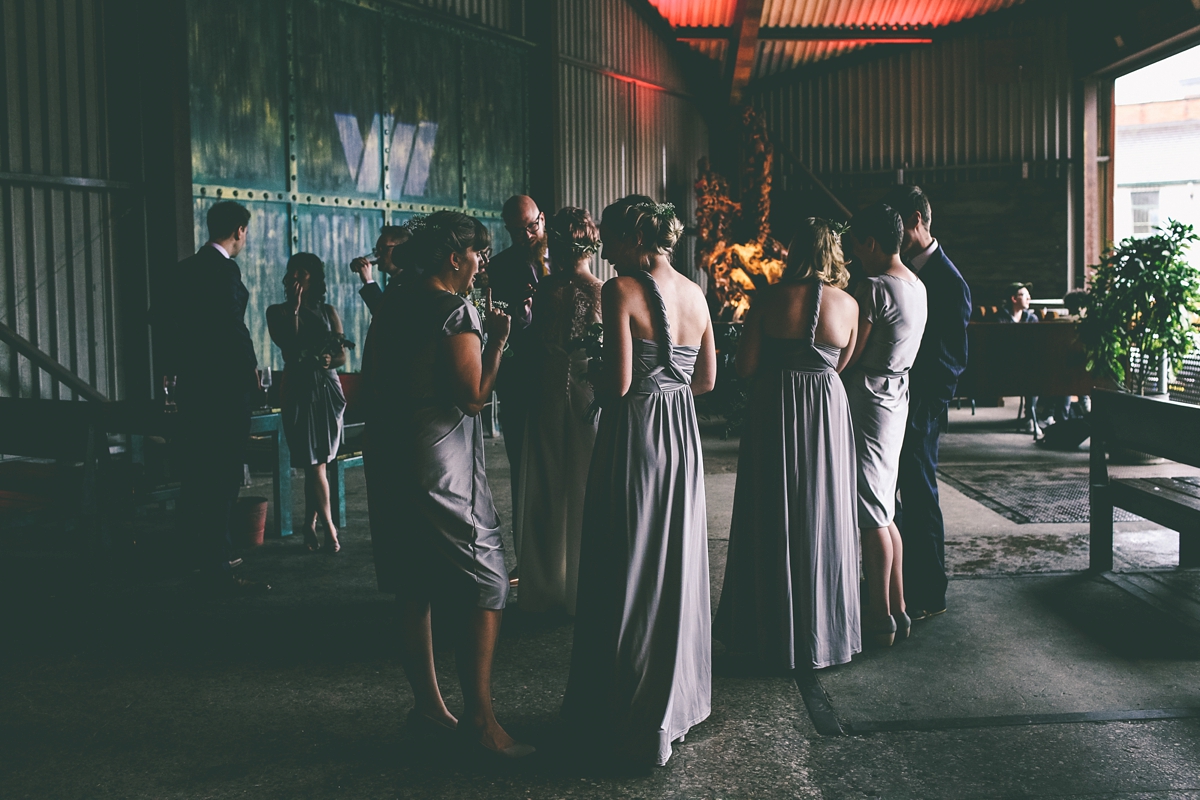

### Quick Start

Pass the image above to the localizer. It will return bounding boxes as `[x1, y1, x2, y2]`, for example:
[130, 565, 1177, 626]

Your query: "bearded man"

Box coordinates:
[488, 195, 550, 531]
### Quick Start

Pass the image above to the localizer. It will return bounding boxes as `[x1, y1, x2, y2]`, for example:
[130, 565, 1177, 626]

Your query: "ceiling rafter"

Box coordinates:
[678, 24, 935, 41]
[728, 0, 766, 104]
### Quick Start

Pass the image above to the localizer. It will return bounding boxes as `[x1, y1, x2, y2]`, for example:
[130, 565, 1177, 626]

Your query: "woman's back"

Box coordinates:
[758, 281, 856, 350]
[621, 266, 710, 347]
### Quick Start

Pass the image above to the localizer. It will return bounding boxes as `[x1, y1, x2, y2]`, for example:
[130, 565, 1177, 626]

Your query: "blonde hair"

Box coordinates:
[602, 195, 685, 264]
[784, 217, 849, 289]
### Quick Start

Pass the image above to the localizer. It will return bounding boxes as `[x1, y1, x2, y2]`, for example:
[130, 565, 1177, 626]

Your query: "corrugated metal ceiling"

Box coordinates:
[665, 0, 1026, 76]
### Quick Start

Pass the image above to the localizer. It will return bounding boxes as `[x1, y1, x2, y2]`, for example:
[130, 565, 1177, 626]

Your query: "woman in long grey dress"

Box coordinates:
[514, 207, 603, 615]
[563, 197, 717, 767]
[844, 204, 928, 646]
[714, 218, 862, 671]
[266, 253, 347, 553]
[367, 211, 532, 759]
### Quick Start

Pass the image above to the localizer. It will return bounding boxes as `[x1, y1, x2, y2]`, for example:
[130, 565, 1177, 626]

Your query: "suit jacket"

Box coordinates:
[998, 309, 1038, 324]
[910, 245, 971, 404]
[360, 281, 384, 315]
[487, 245, 545, 396]
[157, 244, 257, 399]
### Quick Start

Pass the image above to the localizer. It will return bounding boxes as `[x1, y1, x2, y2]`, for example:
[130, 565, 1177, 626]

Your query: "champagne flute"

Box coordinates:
[258, 368, 273, 409]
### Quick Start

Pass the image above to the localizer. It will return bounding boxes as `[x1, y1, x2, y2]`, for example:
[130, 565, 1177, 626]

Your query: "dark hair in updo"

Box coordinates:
[851, 203, 904, 256]
[397, 210, 491, 276]
[601, 194, 685, 264]
[547, 207, 600, 269]
[285, 252, 327, 303]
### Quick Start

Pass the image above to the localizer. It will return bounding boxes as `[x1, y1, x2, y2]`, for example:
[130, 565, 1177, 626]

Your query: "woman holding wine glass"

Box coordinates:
[266, 253, 348, 553]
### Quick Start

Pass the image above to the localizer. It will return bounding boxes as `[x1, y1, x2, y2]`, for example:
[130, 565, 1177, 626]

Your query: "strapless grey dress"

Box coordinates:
[714, 281, 861, 670]
[563, 271, 711, 767]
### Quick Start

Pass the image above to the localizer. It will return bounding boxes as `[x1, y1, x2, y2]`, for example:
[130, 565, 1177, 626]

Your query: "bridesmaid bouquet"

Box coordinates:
[298, 331, 355, 369]
[572, 321, 605, 422]
[467, 288, 512, 358]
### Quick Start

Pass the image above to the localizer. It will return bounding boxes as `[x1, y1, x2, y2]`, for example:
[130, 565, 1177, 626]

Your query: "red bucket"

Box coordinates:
[235, 496, 269, 547]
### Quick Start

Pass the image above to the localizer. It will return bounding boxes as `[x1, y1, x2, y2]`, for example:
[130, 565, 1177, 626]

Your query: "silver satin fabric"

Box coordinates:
[278, 304, 347, 469]
[715, 281, 862, 670]
[843, 274, 928, 528]
[368, 291, 508, 609]
[564, 271, 711, 767]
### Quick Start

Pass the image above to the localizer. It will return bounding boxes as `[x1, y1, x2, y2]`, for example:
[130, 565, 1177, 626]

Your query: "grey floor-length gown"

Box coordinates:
[714, 281, 861, 670]
[514, 273, 602, 615]
[367, 288, 508, 609]
[844, 274, 927, 528]
[563, 270, 711, 767]
[269, 303, 346, 468]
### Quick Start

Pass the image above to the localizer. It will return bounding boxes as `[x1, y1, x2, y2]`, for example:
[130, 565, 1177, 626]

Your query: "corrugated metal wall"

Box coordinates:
[0, 0, 126, 400]
[554, 0, 708, 281]
[747, 14, 1077, 302]
[411, 0, 512, 32]
[750, 16, 1073, 176]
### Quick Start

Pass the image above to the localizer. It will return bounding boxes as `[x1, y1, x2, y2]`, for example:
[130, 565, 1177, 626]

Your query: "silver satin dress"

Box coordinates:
[368, 290, 508, 609]
[844, 274, 928, 528]
[271, 303, 347, 469]
[714, 281, 861, 670]
[563, 271, 711, 767]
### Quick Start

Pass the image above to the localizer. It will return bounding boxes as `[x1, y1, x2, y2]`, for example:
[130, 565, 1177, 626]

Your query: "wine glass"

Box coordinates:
[258, 368, 273, 409]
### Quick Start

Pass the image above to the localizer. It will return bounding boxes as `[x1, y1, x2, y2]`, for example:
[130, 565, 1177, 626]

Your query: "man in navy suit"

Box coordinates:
[882, 186, 971, 620]
[161, 201, 268, 593]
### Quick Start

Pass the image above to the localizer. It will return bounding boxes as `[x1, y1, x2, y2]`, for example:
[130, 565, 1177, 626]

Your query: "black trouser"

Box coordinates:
[497, 387, 529, 511]
[177, 390, 252, 577]
[896, 397, 948, 612]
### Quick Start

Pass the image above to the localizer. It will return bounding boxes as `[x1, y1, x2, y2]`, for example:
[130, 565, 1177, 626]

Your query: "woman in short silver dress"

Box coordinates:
[266, 253, 347, 553]
[367, 211, 532, 759]
[844, 204, 928, 646]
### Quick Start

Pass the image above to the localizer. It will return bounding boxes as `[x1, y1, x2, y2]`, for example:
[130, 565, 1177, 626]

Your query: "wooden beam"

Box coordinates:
[678, 24, 934, 42]
[728, 0, 765, 105]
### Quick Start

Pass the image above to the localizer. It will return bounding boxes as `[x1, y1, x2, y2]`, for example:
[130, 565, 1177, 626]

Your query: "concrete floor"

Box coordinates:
[2, 404, 1200, 798]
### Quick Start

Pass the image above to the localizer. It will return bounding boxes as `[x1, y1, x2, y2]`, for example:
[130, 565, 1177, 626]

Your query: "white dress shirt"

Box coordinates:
[909, 238, 939, 273]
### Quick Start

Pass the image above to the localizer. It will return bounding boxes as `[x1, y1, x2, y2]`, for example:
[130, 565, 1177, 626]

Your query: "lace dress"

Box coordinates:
[514, 272, 603, 614]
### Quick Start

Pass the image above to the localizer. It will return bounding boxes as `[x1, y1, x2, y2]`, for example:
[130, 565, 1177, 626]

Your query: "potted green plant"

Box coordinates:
[1077, 220, 1200, 396]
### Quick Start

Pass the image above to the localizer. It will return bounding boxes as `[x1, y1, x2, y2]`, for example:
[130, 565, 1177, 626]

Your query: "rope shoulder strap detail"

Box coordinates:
[631, 270, 673, 362]
[807, 280, 823, 345]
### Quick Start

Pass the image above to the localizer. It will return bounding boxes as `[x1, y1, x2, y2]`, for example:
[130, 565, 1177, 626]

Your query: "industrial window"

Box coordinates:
[1131, 190, 1160, 235]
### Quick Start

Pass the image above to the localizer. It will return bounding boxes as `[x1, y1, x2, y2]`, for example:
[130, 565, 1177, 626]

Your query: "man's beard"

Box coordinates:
[523, 235, 548, 268]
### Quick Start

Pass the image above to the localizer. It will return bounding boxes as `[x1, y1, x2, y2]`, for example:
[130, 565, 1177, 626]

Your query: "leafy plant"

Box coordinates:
[1077, 220, 1200, 394]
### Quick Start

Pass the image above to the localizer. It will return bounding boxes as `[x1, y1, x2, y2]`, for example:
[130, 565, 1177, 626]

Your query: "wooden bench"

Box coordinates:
[1089, 389, 1200, 571]
[0, 398, 103, 534]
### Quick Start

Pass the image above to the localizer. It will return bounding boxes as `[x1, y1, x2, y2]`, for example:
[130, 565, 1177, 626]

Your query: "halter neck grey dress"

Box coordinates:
[563, 270, 711, 767]
[844, 274, 928, 528]
[714, 281, 861, 670]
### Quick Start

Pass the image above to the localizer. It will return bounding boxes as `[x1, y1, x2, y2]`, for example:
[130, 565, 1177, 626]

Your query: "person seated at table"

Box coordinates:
[266, 253, 348, 554]
[998, 281, 1045, 430]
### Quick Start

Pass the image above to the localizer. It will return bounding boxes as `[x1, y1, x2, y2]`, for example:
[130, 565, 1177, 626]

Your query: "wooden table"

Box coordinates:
[103, 403, 293, 538]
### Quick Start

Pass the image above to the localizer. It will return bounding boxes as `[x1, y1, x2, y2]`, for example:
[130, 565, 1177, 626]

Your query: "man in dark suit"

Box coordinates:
[487, 195, 547, 513]
[883, 186, 971, 620]
[350, 225, 411, 315]
[162, 201, 268, 593]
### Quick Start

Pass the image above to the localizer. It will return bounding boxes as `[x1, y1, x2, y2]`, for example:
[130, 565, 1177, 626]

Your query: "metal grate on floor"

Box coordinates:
[937, 465, 1145, 524]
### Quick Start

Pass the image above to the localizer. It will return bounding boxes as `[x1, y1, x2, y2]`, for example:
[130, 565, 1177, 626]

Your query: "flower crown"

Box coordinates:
[632, 201, 677, 221]
[548, 227, 602, 257]
[402, 214, 430, 235]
